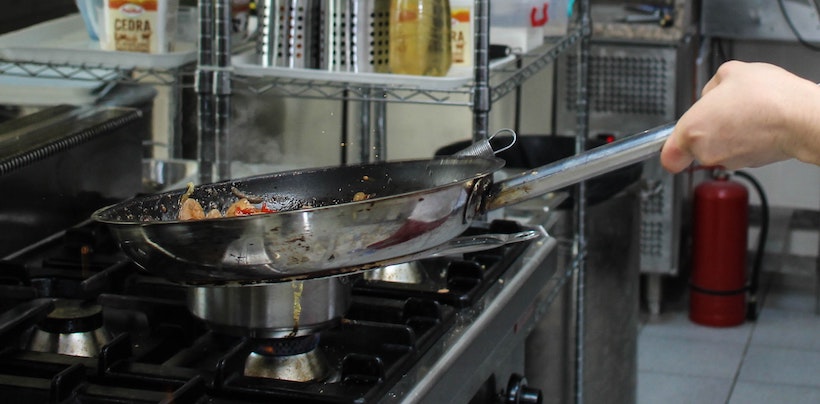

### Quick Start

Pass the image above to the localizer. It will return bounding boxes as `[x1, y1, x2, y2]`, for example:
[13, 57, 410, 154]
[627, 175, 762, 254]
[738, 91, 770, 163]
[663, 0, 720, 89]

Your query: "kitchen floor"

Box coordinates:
[637, 209, 820, 404]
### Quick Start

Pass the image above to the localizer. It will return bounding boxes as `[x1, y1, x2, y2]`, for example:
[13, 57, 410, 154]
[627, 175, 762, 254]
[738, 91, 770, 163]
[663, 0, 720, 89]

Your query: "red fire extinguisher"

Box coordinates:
[689, 170, 749, 327]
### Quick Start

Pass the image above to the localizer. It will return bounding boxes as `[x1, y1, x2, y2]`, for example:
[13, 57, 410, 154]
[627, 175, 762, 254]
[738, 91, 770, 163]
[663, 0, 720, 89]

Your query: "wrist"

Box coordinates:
[786, 81, 820, 165]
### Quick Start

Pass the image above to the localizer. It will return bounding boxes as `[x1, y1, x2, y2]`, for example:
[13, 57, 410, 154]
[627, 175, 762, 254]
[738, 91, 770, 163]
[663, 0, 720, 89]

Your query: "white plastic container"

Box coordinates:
[542, 0, 569, 37]
[74, 0, 104, 40]
[450, 0, 473, 68]
[101, 0, 179, 53]
[490, 0, 568, 51]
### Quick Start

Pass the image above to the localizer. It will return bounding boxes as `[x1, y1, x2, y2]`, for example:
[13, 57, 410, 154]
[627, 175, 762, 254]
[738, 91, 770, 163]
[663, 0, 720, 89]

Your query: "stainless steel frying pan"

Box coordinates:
[92, 123, 675, 284]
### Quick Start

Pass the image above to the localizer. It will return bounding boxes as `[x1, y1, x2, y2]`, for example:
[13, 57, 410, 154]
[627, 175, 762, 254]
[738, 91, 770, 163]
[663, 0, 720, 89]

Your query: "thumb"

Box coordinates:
[660, 137, 693, 173]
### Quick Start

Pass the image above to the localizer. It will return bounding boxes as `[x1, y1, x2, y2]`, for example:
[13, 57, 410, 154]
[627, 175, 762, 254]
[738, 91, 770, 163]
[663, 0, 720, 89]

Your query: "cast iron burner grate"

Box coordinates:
[0, 218, 533, 402]
[0, 295, 453, 403]
[353, 219, 535, 307]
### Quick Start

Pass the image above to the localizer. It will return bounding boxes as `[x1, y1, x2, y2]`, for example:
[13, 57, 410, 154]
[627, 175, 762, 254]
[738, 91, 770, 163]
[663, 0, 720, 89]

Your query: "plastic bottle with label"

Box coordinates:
[449, 0, 473, 68]
[389, 0, 452, 76]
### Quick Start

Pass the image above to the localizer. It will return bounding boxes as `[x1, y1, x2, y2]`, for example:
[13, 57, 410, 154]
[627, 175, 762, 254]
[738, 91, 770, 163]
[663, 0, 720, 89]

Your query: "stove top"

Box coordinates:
[0, 217, 559, 403]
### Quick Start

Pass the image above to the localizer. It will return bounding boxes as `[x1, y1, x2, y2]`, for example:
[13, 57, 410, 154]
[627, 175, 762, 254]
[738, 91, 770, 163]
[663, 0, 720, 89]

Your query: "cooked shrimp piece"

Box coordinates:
[353, 191, 371, 202]
[179, 198, 206, 220]
[206, 209, 222, 219]
[226, 198, 255, 217]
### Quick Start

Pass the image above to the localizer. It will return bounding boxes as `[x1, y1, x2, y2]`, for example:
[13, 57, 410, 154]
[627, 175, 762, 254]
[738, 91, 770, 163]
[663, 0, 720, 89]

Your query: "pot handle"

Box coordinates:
[484, 122, 676, 211]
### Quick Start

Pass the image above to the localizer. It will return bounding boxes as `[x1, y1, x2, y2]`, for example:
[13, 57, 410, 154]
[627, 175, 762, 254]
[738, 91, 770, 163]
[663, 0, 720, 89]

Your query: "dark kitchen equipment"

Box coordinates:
[0, 216, 559, 403]
[531, 187, 641, 404]
[0, 105, 144, 258]
[92, 123, 675, 283]
[443, 133, 644, 403]
[441, 132, 648, 403]
[472, 135, 640, 404]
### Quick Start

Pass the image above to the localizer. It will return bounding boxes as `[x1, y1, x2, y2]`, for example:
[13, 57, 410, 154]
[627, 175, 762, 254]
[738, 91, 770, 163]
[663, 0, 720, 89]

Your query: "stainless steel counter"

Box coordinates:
[379, 194, 567, 403]
[382, 226, 559, 403]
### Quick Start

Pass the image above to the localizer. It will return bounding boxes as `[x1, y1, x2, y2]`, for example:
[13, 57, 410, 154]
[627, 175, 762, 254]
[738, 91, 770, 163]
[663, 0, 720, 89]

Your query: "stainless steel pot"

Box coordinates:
[92, 123, 675, 284]
[187, 275, 353, 338]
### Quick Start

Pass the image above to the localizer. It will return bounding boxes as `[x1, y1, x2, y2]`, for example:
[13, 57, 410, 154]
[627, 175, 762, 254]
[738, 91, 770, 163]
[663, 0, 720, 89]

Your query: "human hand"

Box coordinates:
[661, 61, 820, 172]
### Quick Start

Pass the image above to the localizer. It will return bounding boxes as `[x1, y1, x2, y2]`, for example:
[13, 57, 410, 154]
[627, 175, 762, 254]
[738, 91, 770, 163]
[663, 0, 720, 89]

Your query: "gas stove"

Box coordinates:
[0, 214, 559, 403]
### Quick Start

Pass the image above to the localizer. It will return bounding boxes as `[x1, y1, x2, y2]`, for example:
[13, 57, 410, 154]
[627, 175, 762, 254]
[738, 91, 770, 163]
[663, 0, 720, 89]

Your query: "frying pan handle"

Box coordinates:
[424, 229, 543, 257]
[484, 122, 676, 211]
[402, 228, 546, 262]
[366, 229, 545, 268]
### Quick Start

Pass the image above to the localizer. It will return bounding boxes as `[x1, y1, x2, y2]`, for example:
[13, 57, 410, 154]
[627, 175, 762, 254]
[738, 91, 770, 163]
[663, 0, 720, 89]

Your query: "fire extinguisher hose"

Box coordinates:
[733, 170, 769, 321]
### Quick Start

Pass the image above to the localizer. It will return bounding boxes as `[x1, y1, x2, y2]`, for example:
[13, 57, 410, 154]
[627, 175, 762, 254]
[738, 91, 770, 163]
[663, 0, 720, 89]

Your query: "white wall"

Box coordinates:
[743, 161, 819, 210]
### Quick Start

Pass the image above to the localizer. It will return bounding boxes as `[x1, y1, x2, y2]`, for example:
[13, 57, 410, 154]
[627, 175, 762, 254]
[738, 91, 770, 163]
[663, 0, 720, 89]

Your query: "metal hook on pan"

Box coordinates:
[453, 128, 518, 158]
[490, 128, 517, 154]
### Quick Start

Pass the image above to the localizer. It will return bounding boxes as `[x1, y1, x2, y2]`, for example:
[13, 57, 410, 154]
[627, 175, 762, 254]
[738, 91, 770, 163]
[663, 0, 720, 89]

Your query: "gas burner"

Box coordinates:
[24, 299, 111, 357]
[243, 334, 333, 382]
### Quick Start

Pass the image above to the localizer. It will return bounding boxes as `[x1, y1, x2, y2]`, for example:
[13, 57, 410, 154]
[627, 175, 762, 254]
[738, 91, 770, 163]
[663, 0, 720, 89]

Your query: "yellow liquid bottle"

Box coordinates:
[389, 0, 452, 76]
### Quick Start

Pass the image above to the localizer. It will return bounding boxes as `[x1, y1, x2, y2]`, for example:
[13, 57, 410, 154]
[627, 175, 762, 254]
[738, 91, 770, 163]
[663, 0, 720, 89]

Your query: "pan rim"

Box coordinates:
[91, 155, 506, 226]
